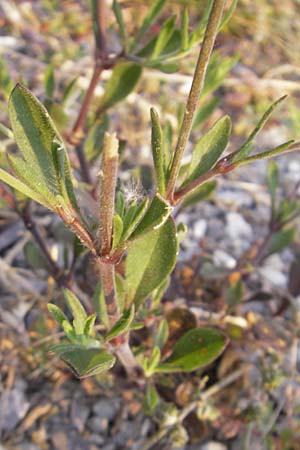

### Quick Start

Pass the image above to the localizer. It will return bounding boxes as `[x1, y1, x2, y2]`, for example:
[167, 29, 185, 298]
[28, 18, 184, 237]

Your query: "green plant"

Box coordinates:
[0, 0, 299, 381]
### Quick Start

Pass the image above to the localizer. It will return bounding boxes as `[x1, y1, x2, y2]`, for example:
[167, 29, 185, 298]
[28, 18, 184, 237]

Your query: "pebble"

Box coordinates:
[92, 398, 120, 422]
[0, 386, 30, 432]
[259, 266, 287, 287]
[213, 249, 237, 269]
[226, 212, 252, 240]
[198, 442, 227, 450]
[192, 219, 207, 240]
[87, 416, 108, 434]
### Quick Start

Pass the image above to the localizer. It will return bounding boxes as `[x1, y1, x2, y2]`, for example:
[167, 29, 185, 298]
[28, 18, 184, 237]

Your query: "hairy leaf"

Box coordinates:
[126, 217, 178, 308]
[183, 116, 231, 187]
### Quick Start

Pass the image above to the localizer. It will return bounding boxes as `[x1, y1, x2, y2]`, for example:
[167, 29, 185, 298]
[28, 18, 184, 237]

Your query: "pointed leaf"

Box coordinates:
[47, 303, 70, 327]
[133, 0, 167, 49]
[121, 198, 149, 242]
[112, 0, 128, 51]
[44, 65, 55, 98]
[0, 167, 50, 208]
[183, 116, 231, 186]
[96, 63, 142, 114]
[129, 194, 173, 241]
[156, 327, 228, 373]
[126, 217, 178, 308]
[150, 107, 165, 195]
[112, 214, 124, 249]
[151, 16, 176, 59]
[9, 84, 60, 196]
[84, 313, 97, 336]
[63, 289, 87, 335]
[268, 228, 294, 256]
[105, 305, 135, 342]
[154, 319, 169, 350]
[181, 181, 216, 210]
[181, 9, 189, 52]
[266, 160, 279, 208]
[51, 345, 116, 378]
[92, 282, 109, 328]
[231, 96, 287, 163]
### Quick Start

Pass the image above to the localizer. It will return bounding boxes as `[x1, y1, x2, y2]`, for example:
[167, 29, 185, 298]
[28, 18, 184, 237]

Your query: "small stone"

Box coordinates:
[259, 266, 287, 287]
[226, 212, 252, 240]
[192, 219, 207, 239]
[213, 249, 236, 269]
[0, 387, 30, 432]
[92, 398, 119, 422]
[199, 442, 228, 450]
[87, 416, 108, 433]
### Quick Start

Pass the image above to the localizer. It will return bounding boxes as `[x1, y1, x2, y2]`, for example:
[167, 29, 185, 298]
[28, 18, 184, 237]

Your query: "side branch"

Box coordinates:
[166, 0, 226, 201]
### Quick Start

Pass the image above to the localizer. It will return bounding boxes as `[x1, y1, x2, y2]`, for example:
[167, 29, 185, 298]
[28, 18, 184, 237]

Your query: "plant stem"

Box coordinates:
[67, 0, 108, 183]
[166, 0, 226, 202]
[97, 132, 119, 324]
[98, 133, 119, 255]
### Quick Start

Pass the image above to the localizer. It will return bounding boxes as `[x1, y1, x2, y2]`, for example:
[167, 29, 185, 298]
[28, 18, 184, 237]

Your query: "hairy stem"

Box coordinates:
[166, 0, 226, 202]
[98, 133, 119, 255]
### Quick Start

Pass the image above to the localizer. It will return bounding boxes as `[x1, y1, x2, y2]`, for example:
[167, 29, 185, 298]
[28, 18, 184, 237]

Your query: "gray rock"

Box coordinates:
[87, 416, 108, 433]
[192, 219, 207, 240]
[92, 398, 120, 422]
[226, 212, 252, 240]
[0, 386, 30, 432]
[213, 249, 236, 269]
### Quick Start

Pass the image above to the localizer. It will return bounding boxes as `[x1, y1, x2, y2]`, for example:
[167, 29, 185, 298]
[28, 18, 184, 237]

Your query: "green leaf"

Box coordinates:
[144, 346, 161, 376]
[129, 194, 173, 241]
[8, 84, 80, 213]
[92, 282, 109, 328]
[231, 96, 287, 163]
[150, 107, 165, 195]
[183, 116, 231, 186]
[105, 305, 135, 342]
[192, 96, 220, 131]
[181, 180, 216, 209]
[112, 0, 128, 51]
[0, 167, 50, 208]
[154, 319, 169, 350]
[115, 191, 126, 218]
[145, 382, 159, 412]
[84, 115, 109, 162]
[233, 140, 295, 167]
[132, 0, 167, 50]
[201, 53, 238, 100]
[9, 84, 60, 197]
[84, 313, 97, 336]
[268, 228, 294, 256]
[151, 16, 176, 59]
[24, 241, 47, 269]
[156, 327, 228, 373]
[181, 9, 189, 52]
[96, 63, 142, 114]
[112, 214, 124, 249]
[47, 303, 70, 327]
[44, 65, 55, 98]
[51, 345, 116, 378]
[266, 160, 279, 208]
[121, 198, 149, 242]
[126, 217, 178, 308]
[63, 289, 87, 335]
